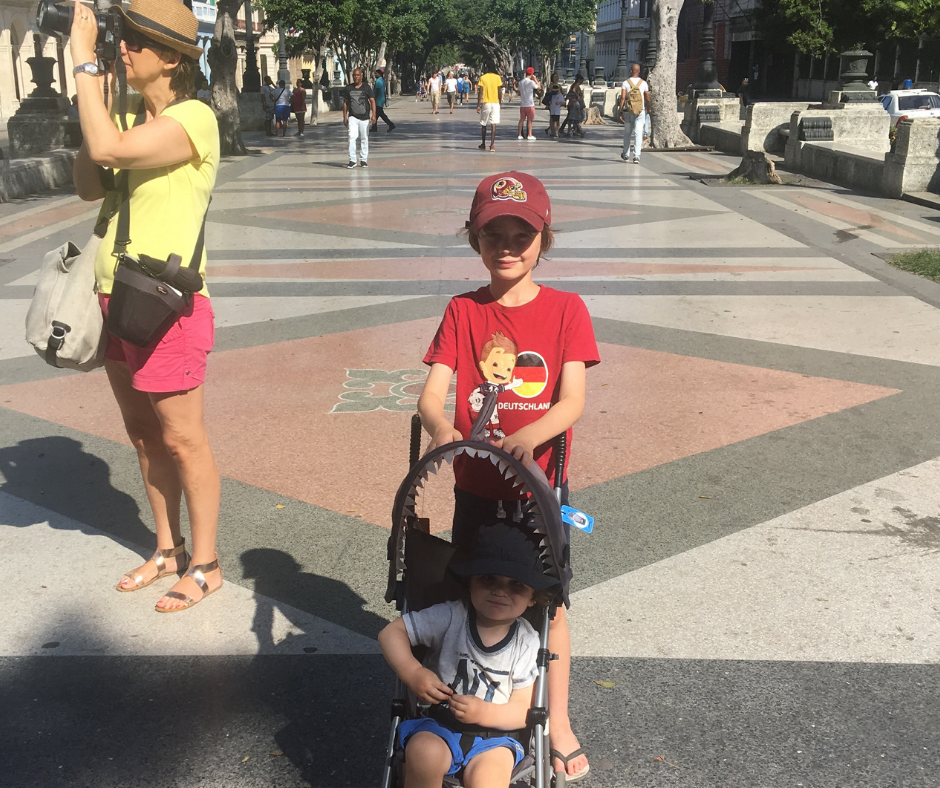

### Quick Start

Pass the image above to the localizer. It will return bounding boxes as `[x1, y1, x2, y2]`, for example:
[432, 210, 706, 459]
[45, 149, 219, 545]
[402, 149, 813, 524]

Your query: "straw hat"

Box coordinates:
[116, 0, 203, 59]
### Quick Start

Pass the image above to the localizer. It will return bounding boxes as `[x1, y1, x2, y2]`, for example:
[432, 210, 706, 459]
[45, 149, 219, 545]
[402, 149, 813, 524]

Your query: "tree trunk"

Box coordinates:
[309, 37, 328, 126]
[376, 41, 387, 69]
[648, 0, 691, 149]
[208, 0, 246, 155]
[479, 34, 514, 76]
[542, 54, 552, 86]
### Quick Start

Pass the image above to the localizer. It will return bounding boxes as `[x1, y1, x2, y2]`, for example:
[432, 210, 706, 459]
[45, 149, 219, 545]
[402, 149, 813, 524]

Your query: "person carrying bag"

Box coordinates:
[70, 0, 224, 613]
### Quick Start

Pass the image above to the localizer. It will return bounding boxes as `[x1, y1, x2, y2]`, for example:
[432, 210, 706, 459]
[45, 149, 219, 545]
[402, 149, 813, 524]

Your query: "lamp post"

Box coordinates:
[614, 0, 629, 82]
[242, 0, 260, 91]
[277, 23, 291, 85]
[691, 1, 721, 95]
[578, 31, 589, 80]
[644, 11, 658, 73]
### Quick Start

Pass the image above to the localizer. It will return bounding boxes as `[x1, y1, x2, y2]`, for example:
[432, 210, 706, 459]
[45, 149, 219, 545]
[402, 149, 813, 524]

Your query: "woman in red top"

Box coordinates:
[291, 79, 307, 138]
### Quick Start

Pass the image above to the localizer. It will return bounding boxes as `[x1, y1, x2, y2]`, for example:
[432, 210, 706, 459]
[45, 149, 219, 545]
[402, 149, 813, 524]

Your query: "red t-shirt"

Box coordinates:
[424, 286, 600, 499]
[291, 87, 306, 112]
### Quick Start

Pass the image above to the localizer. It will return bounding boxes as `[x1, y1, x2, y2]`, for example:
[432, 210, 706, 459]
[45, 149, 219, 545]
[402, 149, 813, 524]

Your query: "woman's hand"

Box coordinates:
[69, 1, 99, 65]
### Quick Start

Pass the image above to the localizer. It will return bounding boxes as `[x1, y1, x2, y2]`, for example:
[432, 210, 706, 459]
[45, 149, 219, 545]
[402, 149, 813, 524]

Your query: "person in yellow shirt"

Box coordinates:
[71, 0, 223, 613]
[476, 71, 503, 151]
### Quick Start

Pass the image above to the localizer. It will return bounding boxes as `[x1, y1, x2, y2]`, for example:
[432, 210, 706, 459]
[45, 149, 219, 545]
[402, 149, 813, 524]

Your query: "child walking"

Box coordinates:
[417, 171, 599, 783]
[379, 524, 555, 788]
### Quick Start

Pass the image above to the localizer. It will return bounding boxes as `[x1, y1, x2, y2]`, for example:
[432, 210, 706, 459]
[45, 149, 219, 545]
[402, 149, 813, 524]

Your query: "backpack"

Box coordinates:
[625, 78, 644, 115]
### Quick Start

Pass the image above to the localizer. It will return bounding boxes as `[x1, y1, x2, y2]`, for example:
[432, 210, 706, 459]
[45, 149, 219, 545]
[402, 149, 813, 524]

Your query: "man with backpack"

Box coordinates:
[618, 63, 651, 164]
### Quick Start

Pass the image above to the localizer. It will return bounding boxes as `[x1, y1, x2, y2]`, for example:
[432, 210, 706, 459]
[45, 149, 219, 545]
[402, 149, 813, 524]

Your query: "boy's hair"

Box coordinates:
[466, 225, 555, 257]
[480, 331, 518, 361]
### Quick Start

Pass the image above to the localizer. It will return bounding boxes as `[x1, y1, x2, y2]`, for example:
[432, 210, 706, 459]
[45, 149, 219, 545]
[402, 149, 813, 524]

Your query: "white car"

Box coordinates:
[880, 90, 940, 126]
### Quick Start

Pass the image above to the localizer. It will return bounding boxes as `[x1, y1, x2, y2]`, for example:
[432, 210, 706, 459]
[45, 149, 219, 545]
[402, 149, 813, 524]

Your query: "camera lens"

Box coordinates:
[36, 0, 73, 38]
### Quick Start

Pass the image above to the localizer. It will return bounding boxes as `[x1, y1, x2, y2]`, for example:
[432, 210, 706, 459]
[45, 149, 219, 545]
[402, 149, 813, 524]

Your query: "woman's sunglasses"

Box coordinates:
[123, 29, 162, 54]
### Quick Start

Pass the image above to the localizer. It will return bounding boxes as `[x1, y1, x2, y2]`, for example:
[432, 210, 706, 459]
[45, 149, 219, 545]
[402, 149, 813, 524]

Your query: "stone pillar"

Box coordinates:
[645, 17, 658, 73]
[578, 32, 589, 81]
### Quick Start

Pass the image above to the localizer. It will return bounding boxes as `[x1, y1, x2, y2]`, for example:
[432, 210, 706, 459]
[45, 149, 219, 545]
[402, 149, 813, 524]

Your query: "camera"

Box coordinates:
[36, 0, 123, 63]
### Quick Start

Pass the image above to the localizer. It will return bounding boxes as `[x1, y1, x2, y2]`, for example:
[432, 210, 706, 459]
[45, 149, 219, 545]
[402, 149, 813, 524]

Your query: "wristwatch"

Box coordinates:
[73, 62, 101, 77]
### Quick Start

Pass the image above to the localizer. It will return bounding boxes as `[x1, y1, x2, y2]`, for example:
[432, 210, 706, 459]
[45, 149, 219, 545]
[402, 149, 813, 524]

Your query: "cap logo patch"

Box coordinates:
[491, 177, 527, 203]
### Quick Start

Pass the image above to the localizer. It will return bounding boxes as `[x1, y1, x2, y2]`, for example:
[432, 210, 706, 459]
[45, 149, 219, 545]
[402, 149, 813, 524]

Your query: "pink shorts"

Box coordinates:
[99, 293, 215, 393]
[520, 106, 535, 123]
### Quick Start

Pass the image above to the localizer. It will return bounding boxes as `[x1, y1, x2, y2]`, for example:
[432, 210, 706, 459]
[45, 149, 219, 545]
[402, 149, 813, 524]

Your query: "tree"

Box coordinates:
[208, 0, 247, 155]
[648, 0, 691, 148]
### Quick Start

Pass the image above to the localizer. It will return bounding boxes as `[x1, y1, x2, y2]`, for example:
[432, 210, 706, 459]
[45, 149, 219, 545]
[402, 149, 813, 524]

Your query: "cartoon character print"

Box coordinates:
[471, 331, 523, 440]
[491, 177, 528, 204]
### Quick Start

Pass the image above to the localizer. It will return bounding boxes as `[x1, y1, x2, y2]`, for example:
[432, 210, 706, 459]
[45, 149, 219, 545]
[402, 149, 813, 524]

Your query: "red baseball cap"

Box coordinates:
[525, 66, 535, 75]
[468, 171, 552, 234]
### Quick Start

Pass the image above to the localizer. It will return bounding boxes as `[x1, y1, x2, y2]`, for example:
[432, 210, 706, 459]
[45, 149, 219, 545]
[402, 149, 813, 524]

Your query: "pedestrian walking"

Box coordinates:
[547, 83, 565, 137]
[273, 79, 291, 137]
[504, 74, 515, 102]
[291, 78, 307, 137]
[461, 74, 473, 104]
[559, 75, 584, 137]
[71, 0, 224, 612]
[429, 70, 442, 114]
[343, 68, 376, 168]
[371, 68, 396, 132]
[456, 74, 465, 104]
[416, 77, 427, 101]
[476, 70, 503, 151]
[516, 66, 540, 140]
[261, 74, 276, 136]
[445, 71, 459, 113]
[619, 63, 650, 163]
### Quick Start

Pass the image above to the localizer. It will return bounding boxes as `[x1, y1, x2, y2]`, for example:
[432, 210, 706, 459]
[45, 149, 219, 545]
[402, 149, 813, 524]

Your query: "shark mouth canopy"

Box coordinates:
[387, 439, 571, 608]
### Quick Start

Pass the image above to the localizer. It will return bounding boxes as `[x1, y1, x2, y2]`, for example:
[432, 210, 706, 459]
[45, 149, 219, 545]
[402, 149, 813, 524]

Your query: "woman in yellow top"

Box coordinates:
[71, 0, 223, 612]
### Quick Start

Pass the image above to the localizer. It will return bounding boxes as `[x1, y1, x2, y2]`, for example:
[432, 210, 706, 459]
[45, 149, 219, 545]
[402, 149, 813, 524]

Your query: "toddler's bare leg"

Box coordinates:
[462, 746, 515, 788]
[404, 732, 452, 788]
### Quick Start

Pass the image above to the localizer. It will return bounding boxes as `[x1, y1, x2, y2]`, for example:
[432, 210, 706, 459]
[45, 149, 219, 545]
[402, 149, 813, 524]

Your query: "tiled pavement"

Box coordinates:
[2, 100, 940, 787]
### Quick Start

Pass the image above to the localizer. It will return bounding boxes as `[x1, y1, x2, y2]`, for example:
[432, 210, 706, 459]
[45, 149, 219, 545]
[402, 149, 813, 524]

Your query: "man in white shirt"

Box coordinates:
[618, 63, 651, 164]
[444, 71, 459, 113]
[516, 66, 540, 140]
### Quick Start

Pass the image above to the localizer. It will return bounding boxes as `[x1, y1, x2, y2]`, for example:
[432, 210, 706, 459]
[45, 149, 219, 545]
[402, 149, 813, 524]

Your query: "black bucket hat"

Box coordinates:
[450, 524, 558, 590]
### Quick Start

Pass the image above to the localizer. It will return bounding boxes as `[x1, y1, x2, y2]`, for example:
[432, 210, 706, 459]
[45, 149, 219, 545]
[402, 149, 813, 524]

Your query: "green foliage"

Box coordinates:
[756, 0, 939, 56]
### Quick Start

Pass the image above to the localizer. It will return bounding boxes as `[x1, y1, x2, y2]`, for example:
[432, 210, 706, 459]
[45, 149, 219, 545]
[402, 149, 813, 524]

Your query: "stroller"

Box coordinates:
[380, 391, 572, 788]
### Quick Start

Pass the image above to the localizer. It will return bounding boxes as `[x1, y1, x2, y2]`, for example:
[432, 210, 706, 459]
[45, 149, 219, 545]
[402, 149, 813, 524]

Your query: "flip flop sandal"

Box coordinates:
[551, 748, 590, 784]
[155, 557, 223, 613]
[116, 540, 189, 592]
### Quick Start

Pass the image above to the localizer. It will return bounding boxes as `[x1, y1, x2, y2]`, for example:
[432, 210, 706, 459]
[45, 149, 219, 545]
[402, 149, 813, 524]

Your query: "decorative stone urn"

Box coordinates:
[839, 49, 877, 102]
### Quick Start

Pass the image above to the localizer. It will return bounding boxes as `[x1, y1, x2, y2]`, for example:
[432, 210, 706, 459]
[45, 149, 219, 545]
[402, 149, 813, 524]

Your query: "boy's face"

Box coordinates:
[476, 215, 542, 287]
[469, 574, 536, 625]
[479, 346, 517, 385]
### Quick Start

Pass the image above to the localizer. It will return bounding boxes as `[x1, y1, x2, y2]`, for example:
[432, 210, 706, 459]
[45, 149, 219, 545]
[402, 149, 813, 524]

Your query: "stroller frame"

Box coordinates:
[381, 392, 570, 788]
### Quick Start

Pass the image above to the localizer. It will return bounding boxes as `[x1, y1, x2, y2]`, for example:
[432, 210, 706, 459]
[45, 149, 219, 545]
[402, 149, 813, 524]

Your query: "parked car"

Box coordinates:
[880, 90, 940, 126]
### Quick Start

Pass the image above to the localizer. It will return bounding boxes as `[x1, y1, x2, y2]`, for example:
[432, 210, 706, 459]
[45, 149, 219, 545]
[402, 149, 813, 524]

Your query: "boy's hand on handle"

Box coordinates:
[406, 666, 454, 704]
[449, 694, 487, 725]
[426, 425, 464, 453]
[494, 429, 538, 468]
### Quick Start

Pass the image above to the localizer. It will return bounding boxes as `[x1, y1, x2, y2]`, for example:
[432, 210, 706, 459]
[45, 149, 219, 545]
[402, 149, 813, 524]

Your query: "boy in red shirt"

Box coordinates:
[418, 171, 599, 783]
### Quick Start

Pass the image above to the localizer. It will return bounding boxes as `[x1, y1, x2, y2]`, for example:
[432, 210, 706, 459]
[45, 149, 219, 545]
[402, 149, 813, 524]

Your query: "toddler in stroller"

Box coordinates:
[379, 400, 573, 788]
[378, 523, 557, 788]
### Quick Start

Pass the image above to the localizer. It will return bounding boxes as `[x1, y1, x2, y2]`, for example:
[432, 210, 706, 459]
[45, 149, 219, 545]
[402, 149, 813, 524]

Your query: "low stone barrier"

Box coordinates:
[742, 102, 813, 154]
[883, 117, 940, 197]
[0, 149, 77, 202]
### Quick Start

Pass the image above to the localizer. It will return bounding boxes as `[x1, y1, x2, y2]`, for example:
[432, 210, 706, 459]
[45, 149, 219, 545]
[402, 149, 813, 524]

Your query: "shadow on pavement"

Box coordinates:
[242, 548, 389, 642]
[0, 435, 154, 548]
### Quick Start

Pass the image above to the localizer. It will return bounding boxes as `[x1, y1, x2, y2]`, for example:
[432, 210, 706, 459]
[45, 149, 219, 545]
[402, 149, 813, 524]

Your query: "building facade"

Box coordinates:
[594, 0, 650, 82]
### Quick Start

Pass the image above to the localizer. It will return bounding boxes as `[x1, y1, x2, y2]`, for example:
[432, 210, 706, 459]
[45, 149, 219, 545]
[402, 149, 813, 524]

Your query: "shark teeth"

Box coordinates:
[442, 449, 457, 465]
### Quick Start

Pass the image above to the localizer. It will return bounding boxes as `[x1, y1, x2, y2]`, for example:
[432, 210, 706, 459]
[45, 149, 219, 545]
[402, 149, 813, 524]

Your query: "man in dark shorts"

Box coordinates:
[343, 68, 376, 168]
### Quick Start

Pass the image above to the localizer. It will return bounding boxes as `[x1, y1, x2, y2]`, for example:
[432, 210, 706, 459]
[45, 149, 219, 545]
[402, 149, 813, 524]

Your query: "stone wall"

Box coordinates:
[742, 102, 813, 154]
[883, 118, 940, 197]
[785, 106, 890, 169]
[681, 96, 741, 143]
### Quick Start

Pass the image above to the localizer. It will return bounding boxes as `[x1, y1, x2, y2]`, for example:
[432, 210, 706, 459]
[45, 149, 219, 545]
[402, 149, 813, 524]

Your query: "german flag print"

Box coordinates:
[513, 351, 548, 398]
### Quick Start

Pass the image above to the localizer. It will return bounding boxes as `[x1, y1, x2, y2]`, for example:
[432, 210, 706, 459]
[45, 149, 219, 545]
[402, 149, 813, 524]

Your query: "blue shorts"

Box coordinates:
[398, 718, 525, 776]
[275, 105, 291, 121]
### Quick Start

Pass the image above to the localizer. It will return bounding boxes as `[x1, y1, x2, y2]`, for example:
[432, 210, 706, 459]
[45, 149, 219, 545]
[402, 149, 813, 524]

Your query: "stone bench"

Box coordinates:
[797, 141, 886, 192]
[697, 121, 745, 155]
[742, 102, 813, 154]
